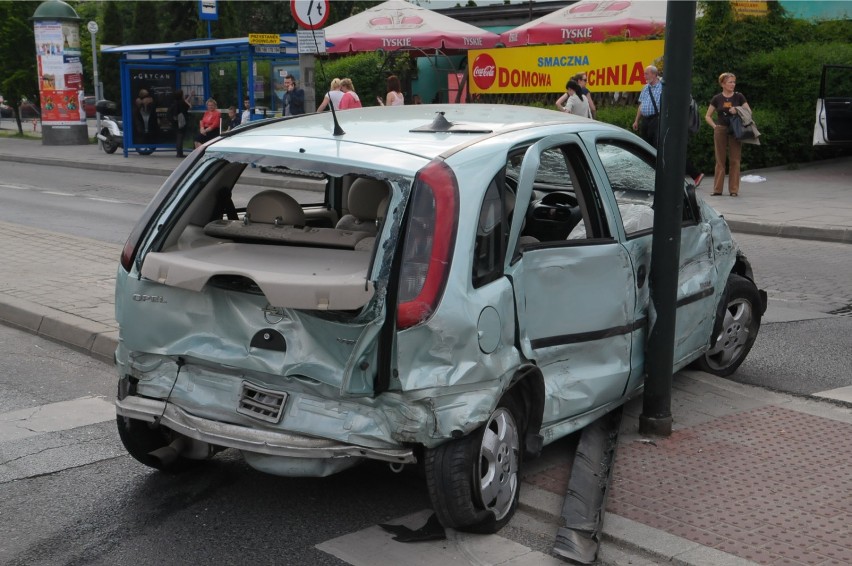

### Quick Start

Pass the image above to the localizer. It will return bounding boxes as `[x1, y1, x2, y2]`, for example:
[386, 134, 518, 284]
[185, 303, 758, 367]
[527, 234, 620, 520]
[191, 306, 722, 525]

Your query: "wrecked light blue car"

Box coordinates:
[113, 104, 766, 534]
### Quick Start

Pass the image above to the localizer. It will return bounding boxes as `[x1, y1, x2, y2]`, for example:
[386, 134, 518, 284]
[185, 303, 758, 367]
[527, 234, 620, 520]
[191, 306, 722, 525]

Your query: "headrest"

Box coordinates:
[246, 190, 305, 225]
[347, 178, 389, 220]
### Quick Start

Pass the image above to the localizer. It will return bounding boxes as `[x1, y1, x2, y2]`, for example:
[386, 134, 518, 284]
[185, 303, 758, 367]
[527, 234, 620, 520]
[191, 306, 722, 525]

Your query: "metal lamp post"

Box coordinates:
[88, 20, 100, 134]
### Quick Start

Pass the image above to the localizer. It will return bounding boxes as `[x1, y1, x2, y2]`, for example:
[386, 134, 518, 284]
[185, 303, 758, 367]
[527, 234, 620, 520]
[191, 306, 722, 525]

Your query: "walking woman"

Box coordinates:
[555, 80, 592, 118]
[705, 72, 751, 197]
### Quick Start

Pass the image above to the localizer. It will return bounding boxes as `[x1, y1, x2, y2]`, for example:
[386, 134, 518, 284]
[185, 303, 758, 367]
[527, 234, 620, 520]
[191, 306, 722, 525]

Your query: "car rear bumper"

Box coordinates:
[115, 395, 416, 465]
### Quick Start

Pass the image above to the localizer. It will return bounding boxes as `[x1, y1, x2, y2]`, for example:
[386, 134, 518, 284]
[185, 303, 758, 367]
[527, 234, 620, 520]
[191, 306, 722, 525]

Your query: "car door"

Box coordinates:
[504, 135, 635, 426]
[813, 64, 852, 145]
[580, 134, 718, 392]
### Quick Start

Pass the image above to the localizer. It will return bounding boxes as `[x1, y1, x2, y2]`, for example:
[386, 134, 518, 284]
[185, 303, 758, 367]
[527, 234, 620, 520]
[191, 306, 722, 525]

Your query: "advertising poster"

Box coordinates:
[129, 69, 178, 145]
[468, 40, 665, 95]
[34, 21, 85, 124]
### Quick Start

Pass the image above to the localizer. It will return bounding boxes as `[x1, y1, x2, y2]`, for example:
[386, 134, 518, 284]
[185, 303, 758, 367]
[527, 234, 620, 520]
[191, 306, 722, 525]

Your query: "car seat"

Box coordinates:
[336, 178, 389, 234]
[245, 190, 305, 226]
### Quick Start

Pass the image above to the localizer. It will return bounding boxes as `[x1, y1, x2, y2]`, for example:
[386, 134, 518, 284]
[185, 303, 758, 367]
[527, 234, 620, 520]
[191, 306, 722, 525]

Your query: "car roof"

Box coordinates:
[212, 104, 621, 162]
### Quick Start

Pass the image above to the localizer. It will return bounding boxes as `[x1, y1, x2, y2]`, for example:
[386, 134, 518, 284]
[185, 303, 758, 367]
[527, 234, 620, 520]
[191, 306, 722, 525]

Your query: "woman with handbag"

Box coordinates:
[705, 72, 751, 197]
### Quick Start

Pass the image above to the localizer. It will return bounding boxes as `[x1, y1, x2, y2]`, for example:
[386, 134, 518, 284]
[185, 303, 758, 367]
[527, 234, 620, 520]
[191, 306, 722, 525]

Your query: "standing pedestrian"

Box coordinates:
[167, 89, 190, 158]
[283, 76, 305, 116]
[338, 78, 362, 110]
[632, 65, 663, 147]
[555, 80, 592, 118]
[705, 72, 751, 197]
[316, 78, 343, 112]
[377, 75, 404, 106]
[572, 72, 596, 118]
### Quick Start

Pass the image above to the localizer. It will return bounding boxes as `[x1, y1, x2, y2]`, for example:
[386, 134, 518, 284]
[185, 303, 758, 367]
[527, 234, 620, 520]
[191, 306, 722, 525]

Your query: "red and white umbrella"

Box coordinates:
[500, 0, 667, 47]
[324, 0, 501, 54]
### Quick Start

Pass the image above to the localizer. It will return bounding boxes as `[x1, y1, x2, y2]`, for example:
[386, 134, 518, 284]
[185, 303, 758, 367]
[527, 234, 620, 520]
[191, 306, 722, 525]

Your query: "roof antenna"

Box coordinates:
[307, 10, 345, 136]
[430, 111, 453, 132]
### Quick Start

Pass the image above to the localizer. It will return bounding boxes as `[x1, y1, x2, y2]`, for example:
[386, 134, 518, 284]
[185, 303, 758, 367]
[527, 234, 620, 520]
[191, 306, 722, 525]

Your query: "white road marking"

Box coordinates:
[0, 183, 36, 191]
[87, 197, 127, 204]
[0, 396, 115, 443]
[41, 191, 75, 197]
[813, 385, 852, 404]
[316, 509, 563, 566]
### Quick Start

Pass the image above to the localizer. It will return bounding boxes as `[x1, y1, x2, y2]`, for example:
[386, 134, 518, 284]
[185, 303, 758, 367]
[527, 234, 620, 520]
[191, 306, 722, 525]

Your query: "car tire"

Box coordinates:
[100, 129, 118, 154]
[425, 393, 524, 534]
[115, 415, 197, 473]
[135, 147, 155, 156]
[694, 273, 762, 377]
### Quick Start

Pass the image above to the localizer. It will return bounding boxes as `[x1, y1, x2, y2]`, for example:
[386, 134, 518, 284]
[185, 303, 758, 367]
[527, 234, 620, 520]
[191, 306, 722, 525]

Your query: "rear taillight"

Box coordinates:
[397, 160, 459, 329]
[120, 236, 137, 272]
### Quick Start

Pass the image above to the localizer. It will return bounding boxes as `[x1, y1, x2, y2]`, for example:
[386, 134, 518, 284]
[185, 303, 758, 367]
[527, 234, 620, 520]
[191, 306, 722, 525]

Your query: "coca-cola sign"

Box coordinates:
[471, 53, 497, 91]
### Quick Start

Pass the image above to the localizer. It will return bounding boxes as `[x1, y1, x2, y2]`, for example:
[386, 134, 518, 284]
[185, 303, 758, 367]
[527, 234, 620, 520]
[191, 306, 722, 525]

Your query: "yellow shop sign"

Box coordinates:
[468, 40, 665, 94]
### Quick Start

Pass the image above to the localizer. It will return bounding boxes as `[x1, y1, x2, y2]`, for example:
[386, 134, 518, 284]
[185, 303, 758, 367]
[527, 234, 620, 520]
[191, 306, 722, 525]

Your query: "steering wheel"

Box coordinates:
[526, 192, 581, 240]
[529, 192, 578, 221]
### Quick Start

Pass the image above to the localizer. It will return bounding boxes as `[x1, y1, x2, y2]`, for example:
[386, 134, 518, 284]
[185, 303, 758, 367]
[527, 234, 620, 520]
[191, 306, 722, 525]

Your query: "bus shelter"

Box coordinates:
[102, 36, 303, 157]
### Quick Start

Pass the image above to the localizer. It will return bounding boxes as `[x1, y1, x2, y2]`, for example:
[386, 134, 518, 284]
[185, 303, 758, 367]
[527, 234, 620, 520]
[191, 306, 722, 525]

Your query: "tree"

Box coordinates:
[0, 2, 39, 134]
[101, 1, 124, 105]
[161, 1, 199, 42]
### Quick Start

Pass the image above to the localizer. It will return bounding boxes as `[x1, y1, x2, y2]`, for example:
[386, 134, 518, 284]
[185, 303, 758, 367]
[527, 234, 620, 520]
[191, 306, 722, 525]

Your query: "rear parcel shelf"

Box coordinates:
[204, 220, 373, 250]
[139, 242, 376, 310]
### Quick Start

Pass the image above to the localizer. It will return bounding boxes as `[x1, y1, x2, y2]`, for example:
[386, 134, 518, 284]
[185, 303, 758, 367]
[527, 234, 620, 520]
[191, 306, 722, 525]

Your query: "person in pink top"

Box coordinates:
[194, 98, 220, 148]
[338, 78, 362, 110]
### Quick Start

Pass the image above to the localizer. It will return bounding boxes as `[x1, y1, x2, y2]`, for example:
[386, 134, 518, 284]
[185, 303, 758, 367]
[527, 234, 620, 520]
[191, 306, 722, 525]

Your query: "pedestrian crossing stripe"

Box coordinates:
[316, 509, 563, 566]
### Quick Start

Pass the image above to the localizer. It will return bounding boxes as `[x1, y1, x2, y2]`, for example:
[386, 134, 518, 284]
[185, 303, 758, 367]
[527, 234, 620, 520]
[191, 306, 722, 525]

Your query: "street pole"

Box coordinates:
[88, 20, 100, 134]
[639, 0, 697, 437]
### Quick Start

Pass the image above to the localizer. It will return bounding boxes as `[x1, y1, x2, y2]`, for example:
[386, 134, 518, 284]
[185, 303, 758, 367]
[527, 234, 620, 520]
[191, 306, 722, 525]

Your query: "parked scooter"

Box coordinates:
[95, 100, 153, 155]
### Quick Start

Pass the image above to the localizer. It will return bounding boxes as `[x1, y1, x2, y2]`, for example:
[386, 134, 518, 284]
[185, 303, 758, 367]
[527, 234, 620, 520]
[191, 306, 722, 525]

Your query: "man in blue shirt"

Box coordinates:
[632, 65, 663, 147]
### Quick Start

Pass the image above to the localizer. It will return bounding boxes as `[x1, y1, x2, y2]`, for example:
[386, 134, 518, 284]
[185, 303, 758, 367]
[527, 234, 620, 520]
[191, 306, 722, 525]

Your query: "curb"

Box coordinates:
[518, 485, 758, 566]
[724, 219, 852, 245]
[0, 152, 175, 178]
[0, 296, 117, 364]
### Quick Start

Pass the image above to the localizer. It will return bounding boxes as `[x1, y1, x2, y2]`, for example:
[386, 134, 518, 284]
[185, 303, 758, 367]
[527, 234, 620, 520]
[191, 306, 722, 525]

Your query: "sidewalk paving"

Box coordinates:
[1, 132, 852, 565]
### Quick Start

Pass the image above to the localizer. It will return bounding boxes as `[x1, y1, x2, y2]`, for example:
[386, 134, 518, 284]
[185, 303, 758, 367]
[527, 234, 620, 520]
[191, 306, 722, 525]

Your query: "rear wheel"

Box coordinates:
[100, 129, 118, 154]
[116, 415, 197, 473]
[425, 393, 524, 533]
[695, 274, 762, 377]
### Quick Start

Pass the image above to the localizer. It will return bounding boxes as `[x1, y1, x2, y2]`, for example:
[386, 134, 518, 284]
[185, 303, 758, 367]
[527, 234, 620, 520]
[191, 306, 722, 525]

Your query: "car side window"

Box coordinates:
[596, 141, 657, 238]
[516, 144, 609, 245]
[472, 176, 507, 288]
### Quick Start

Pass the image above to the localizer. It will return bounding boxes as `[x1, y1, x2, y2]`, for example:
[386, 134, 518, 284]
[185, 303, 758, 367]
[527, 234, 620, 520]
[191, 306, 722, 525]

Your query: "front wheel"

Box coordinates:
[425, 394, 524, 534]
[694, 274, 762, 377]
